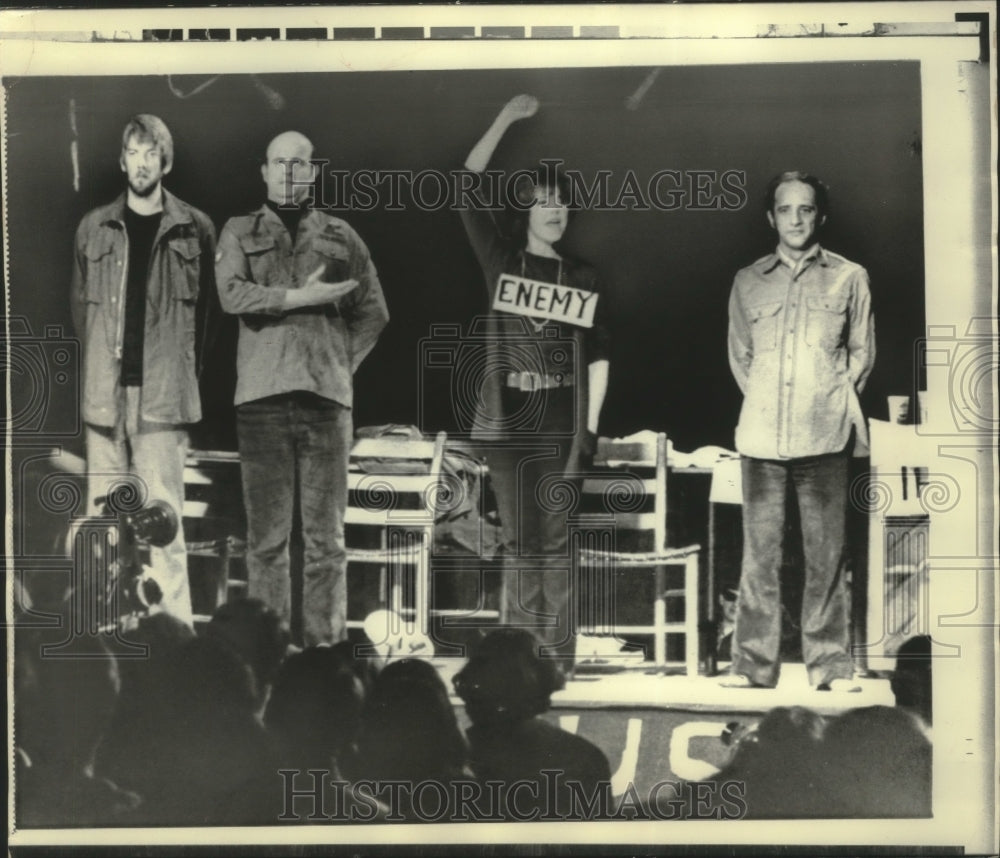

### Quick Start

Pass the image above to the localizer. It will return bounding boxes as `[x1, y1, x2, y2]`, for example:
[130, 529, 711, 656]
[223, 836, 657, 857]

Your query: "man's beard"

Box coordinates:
[128, 175, 160, 198]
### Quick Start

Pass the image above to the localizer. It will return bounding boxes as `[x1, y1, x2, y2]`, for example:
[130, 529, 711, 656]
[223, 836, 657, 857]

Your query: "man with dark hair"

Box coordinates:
[71, 114, 217, 626]
[215, 131, 388, 647]
[724, 171, 875, 691]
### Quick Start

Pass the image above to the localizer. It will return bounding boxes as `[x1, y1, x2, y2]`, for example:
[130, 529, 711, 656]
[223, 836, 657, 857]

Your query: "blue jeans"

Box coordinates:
[236, 393, 351, 646]
[732, 451, 854, 687]
[485, 387, 578, 662]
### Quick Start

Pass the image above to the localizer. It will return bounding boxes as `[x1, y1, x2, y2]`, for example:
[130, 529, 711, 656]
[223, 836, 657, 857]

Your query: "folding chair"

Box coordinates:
[345, 431, 447, 636]
[576, 432, 702, 675]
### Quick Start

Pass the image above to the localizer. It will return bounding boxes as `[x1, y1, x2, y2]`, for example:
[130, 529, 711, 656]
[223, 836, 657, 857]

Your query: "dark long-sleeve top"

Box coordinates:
[459, 196, 610, 446]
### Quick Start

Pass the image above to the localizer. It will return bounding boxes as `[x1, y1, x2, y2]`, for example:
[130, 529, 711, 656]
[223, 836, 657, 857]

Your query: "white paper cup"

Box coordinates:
[888, 395, 910, 424]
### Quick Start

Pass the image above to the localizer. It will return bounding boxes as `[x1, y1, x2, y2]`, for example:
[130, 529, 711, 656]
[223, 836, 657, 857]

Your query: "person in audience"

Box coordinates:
[109, 609, 197, 671]
[709, 705, 827, 818]
[890, 634, 932, 726]
[265, 647, 365, 773]
[109, 635, 284, 825]
[206, 597, 290, 713]
[216, 130, 389, 646]
[265, 646, 389, 821]
[15, 628, 141, 827]
[328, 638, 381, 697]
[453, 628, 612, 820]
[821, 704, 931, 817]
[97, 610, 196, 788]
[460, 95, 612, 672]
[350, 658, 470, 819]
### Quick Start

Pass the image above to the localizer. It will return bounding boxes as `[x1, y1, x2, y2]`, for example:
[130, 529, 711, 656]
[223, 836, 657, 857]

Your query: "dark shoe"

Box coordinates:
[719, 674, 771, 689]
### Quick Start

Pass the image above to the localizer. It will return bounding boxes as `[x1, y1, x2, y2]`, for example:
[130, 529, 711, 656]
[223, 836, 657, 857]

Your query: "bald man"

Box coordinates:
[216, 131, 389, 645]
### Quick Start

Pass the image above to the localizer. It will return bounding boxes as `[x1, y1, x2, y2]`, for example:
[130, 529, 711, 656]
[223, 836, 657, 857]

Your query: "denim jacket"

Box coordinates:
[70, 190, 217, 428]
[728, 245, 876, 459]
[215, 205, 389, 408]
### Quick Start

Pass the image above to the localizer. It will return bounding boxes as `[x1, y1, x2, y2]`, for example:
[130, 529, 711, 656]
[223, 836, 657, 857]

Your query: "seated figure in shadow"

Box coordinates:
[15, 627, 141, 827]
[102, 635, 284, 826]
[265, 646, 389, 822]
[453, 628, 612, 821]
[205, 597, 290, 715]
[821, 704, 931, 818]
[890, 635, 932, 727]
[348, 658, 471, 821]
[708, 705, 827, 819]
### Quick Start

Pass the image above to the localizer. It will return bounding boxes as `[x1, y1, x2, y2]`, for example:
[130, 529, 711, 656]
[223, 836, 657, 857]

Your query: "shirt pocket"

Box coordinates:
[747, 301, 782, 352]
[239, 233, 278, 286]
[167, 237, 201, 302]
[312, 236, 350, 283]
[805, 295, 848, 350]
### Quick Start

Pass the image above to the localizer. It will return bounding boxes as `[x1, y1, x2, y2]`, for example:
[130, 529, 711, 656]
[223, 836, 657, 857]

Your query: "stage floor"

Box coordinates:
[434, 658, 894, 717]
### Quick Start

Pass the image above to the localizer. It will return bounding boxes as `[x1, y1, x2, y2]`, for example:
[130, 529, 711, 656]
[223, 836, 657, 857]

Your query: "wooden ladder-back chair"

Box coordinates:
[184, 450, 247, 624]
[576, 432, 701, 674]
[345, 431, 448, 638]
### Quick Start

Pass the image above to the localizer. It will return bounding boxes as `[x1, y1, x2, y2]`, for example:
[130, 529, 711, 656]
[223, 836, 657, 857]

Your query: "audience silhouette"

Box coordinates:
[13, 598, 934, 826]
[454, 628, 613, 820]
[346, 657, 470, 820]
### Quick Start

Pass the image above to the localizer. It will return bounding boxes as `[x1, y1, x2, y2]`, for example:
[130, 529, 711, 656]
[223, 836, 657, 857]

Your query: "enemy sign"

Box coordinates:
[493, 274, 598, 328]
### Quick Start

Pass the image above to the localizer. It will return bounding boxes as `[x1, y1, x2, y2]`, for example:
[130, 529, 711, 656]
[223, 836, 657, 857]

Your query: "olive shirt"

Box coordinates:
[70, 189, 216, 427]
[215, 204, 389, 408]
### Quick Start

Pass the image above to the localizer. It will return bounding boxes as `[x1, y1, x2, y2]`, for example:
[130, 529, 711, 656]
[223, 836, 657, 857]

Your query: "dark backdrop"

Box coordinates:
[5, 63, 924, 453]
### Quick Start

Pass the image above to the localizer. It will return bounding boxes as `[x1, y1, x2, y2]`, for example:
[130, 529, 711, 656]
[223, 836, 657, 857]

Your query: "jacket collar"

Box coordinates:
[250, 202, 342, 241]
[253, 201, 306, 232]
[101, 188, 192, 232]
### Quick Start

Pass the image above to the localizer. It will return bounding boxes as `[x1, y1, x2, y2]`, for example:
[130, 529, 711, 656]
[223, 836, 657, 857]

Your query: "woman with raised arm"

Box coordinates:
[459, 94, 611, 674]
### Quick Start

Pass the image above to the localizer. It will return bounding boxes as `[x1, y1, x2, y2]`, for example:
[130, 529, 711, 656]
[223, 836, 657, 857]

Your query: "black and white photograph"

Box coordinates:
[2, 3, 996, 855]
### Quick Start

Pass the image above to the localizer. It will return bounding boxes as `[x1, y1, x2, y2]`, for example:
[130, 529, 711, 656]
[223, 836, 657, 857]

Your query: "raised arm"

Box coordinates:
[460, 95, 540, 277]
[464, 94, 539, 173]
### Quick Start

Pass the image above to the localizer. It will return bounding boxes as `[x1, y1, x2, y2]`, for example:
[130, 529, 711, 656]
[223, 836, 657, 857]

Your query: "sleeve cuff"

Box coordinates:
[263, 286, 288, 316]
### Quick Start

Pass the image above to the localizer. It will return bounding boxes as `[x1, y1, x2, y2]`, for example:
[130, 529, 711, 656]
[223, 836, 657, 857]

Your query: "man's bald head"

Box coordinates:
[266, 131, 313, 163]
[262, 131, 316, 205]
